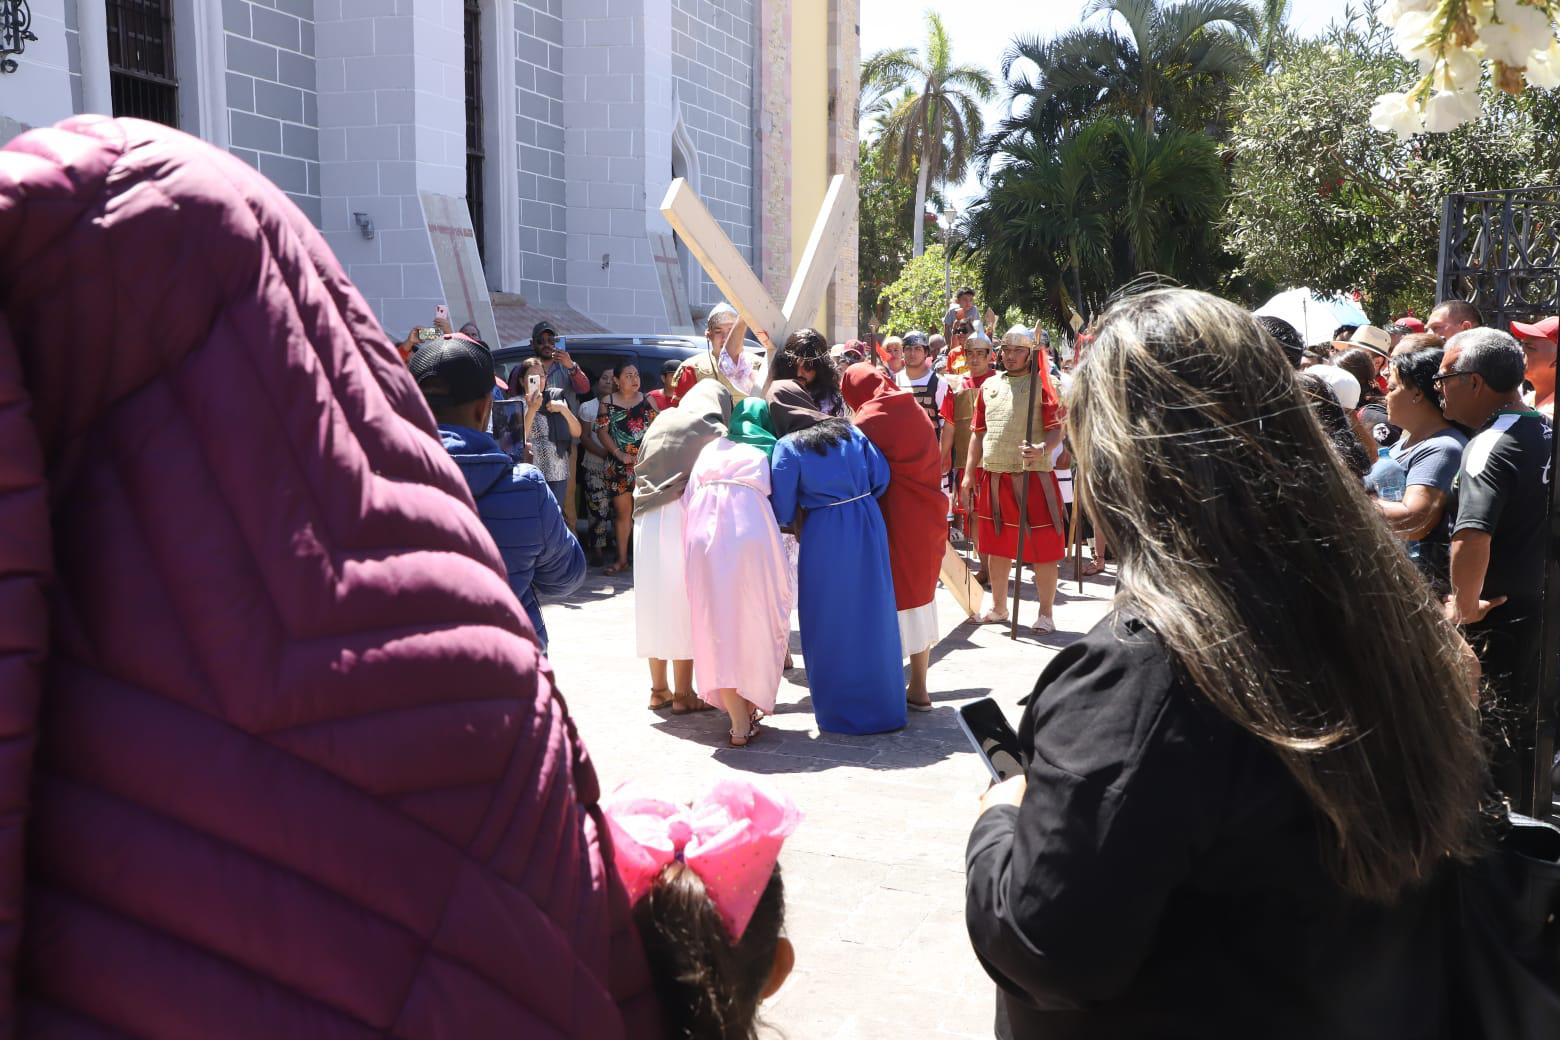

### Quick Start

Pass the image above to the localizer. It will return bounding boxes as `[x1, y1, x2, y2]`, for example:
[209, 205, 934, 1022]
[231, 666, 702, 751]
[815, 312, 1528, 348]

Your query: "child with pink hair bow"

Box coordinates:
[604, 777, 801, 1039]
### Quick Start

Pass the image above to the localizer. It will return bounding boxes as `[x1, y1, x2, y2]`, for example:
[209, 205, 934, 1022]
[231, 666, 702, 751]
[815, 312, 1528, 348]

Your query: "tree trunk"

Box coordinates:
[1071, 252, 1086, 327]
[912, 143, 931, 258]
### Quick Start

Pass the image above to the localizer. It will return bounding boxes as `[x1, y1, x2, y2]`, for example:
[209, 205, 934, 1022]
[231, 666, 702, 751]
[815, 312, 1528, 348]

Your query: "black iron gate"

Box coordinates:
[1437, 187, 1560, 818]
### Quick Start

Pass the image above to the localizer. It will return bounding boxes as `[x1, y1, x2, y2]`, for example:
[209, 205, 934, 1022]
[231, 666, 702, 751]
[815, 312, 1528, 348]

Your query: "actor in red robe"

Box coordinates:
[841, 363, 949, 711]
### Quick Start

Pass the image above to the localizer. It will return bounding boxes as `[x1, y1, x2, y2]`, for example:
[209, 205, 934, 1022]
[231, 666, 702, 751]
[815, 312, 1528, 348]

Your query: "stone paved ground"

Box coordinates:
[543, 559, 1117, 1040]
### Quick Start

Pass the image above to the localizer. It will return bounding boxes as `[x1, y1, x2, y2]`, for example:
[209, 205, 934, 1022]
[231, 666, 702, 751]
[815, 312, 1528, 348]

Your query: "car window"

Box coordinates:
[580, 352, 637, 393]
[495, 349, 637, 394]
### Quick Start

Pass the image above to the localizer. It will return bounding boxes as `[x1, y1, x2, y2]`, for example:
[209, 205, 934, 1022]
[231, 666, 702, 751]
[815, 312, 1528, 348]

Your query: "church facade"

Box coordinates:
[2, 0, 858, 343]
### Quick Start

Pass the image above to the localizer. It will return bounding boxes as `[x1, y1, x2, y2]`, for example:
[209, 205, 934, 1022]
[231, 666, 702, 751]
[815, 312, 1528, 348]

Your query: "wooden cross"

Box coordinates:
[659, 174, 855, 346]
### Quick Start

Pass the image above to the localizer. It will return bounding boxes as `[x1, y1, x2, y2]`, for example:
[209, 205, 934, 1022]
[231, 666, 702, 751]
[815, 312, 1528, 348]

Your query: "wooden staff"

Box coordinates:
[1070, 460, 1085, 593]
[1009, 344, 1039, 641]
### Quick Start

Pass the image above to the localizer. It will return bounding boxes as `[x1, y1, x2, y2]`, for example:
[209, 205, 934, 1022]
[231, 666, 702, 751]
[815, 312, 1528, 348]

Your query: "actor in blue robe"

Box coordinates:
[770, 414, 905, 735]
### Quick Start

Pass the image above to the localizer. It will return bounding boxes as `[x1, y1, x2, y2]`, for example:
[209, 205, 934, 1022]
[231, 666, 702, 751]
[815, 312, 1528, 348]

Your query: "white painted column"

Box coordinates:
[76, 0, 112, 116]
[481, 0, 520, 294]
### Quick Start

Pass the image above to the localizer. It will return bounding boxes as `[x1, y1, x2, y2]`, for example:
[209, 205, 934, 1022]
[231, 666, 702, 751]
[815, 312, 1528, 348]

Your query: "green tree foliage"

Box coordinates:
[857, 141, 918, 330]
[879, 244, 984, 336]
[982, 0, 1258, 164]
[1224, 6, 1560, 316]
[861, 11, 995, 256]
[963, 118, 1226, 322]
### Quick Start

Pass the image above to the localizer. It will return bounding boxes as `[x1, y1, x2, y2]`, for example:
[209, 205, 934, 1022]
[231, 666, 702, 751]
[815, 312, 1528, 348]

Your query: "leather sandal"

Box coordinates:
[728, 723, 758, 747]
[648, 688, 675, 711]
[671, 693, 712, 715]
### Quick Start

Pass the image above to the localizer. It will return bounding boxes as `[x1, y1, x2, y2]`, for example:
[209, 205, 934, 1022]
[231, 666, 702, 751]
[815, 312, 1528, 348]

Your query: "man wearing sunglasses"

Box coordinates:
[1439, 327, 1553, 803]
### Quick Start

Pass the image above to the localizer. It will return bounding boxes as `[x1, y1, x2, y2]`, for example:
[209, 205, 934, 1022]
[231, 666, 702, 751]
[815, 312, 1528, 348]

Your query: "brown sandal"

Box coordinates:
[648, 688, 675, 711]
[670, 693, 712, 715]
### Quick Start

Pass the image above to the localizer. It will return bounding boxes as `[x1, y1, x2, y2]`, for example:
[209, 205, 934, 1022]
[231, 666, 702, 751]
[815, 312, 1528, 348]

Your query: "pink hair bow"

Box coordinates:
[604, 777, 801, 941]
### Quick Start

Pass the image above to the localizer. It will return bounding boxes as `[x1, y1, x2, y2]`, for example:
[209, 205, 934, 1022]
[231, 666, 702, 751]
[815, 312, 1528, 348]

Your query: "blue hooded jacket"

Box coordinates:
[439, 424, 585, 649]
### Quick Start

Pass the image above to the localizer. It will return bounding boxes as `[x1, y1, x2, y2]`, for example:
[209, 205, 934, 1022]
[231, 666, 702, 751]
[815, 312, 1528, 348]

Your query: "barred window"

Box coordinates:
[464, 0, 486, 265]
[107, 0, 178, 127]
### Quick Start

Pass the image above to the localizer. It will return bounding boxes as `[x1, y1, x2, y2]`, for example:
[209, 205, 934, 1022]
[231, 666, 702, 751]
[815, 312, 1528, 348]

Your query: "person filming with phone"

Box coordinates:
[964, 290, 1485, 1039]
[516, 356, 581, 506]
[530, 319, 591, 526]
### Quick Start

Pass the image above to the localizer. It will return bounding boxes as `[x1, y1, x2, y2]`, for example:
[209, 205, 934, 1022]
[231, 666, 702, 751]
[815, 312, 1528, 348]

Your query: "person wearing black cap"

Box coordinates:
[412, 334, 586, 651]
[532, 319, 591, 528]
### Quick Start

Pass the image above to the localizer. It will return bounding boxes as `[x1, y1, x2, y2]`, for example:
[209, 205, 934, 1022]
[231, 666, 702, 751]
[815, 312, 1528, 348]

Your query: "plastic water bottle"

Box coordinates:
[1367, 448, 1407, 502]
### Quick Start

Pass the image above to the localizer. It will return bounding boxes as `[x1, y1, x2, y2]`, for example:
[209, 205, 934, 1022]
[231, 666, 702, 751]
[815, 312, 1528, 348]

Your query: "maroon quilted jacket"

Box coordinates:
[0, 117, 661, 1038]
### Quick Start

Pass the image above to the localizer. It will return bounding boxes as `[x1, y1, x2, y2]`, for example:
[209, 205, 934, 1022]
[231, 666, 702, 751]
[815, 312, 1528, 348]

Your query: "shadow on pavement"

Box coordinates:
[647, 686, 996, 774]
[553, 568, 631, 609]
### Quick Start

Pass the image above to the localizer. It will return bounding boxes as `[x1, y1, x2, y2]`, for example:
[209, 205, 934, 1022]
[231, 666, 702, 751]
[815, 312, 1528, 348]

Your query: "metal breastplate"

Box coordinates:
[982, 375, 1038, 473]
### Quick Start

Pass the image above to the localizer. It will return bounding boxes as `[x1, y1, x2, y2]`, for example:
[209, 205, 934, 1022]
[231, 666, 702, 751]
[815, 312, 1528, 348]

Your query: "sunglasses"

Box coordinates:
[1430, 370, 1473, 386]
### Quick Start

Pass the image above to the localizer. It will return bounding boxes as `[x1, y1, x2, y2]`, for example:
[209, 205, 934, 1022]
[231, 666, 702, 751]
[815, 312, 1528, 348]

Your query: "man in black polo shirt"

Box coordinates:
[1440, 327, 1553, 802]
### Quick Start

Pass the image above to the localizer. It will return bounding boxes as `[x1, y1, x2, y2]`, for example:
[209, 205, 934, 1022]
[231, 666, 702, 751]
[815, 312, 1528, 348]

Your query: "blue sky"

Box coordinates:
[860, 0, 1361, 206]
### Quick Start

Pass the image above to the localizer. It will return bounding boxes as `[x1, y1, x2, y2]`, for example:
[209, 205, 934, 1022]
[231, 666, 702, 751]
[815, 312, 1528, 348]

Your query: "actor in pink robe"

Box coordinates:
[683, 438, 792, 744]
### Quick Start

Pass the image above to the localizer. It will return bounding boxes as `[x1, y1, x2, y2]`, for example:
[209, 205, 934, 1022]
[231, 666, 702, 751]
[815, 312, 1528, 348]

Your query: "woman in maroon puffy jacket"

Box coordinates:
[0, 117, 661, 1038]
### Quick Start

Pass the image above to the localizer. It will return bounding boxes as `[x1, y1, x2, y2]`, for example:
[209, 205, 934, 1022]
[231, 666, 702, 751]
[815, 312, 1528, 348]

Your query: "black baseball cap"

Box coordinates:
[409, 333, 508, 406]
[531, 320, 557, 340]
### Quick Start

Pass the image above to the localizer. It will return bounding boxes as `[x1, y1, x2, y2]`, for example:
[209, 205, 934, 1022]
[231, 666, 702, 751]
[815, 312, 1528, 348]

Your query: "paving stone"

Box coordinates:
[541, 559, 1119, 1037]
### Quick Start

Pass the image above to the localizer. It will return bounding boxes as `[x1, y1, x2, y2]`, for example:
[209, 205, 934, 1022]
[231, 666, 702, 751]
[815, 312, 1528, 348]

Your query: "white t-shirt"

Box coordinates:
[895, 368, 949, 412]
[578, 397, 605, 474]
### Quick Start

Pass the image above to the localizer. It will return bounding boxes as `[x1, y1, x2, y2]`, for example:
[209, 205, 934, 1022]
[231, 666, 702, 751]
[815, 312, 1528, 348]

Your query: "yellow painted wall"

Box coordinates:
[790, 0, 830, 327]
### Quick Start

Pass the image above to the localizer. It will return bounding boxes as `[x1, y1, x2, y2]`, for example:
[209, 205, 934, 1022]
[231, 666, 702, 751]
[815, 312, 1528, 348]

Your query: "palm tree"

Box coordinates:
[1252, 0, 1293, 71]
[862, 11, 994, 257]
[964, 123, 1116, 317]
[962, 118, 1226, 321]
[981, 0, 1258, 161]
[1107, 121, 1226, 277]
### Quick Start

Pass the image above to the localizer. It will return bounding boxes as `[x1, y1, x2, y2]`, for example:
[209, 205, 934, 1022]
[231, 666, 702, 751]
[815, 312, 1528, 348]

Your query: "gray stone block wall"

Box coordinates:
[515, 0, 567, 306]
[225, 0, 321, 226]
[670, 0, 754, 312]
[64, 0, 83, 114]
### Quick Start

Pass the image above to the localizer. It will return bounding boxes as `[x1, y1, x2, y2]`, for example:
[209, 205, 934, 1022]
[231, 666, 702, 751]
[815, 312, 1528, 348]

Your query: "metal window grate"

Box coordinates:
[464, 0, 486, 265]
[106, 0, 178, 127]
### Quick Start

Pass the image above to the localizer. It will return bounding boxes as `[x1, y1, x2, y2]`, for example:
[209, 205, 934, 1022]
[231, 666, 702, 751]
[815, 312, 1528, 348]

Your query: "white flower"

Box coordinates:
[1474, 0, 1557, 66]
[1370, 91, 1424, 138]
[1429, 48, 1485, 91]
[1423, 88, 1483, 132]
[1391, 9, 1440, 61]
[1383, 0, 1438, 18]
[1526, 40, 1560, 88]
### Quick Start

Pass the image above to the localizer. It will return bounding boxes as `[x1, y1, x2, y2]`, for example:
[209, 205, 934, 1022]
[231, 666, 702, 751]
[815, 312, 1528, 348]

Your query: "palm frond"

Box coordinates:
[925, 10, 953, 77]
[944, 63, 997, 101]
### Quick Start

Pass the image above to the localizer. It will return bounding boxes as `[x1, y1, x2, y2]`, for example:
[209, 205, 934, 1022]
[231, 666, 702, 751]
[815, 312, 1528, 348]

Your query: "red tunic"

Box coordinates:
[841, 364, 948, 610]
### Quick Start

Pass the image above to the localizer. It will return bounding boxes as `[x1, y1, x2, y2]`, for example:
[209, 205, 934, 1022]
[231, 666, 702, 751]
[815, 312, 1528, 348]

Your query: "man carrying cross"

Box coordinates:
[960, 326, 1066, 632]
[672, 303, 768, 404]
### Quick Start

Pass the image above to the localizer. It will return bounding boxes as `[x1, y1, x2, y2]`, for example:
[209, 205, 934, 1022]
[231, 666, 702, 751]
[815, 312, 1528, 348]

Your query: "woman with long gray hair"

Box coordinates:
[965, 289, 1484, 1038]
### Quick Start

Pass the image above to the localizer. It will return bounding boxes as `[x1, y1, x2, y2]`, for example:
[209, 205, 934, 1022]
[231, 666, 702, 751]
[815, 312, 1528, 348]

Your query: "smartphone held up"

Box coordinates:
[957, 698, 1024, 783]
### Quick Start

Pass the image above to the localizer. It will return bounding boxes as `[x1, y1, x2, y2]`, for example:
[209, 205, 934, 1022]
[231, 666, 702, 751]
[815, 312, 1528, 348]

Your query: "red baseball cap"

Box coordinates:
[1510, 316, 1559, 342]
[1393, 315, 1425, 333]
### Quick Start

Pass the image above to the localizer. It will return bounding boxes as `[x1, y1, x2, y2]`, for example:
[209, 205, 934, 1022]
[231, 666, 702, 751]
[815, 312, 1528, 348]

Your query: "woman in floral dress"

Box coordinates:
[596, 361, 659, 574]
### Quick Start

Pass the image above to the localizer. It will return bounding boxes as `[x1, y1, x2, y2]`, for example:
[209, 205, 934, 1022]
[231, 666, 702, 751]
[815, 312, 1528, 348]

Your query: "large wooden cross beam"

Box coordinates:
[659, 174, 854, 346]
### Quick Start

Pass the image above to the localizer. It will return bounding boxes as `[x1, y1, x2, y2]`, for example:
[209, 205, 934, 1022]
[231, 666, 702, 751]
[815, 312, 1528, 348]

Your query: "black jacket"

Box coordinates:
[965, 612, 1452, 1039]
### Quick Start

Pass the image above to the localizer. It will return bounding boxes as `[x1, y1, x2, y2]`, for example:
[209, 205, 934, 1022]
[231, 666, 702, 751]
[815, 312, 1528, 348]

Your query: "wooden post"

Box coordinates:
[1070, 463, 1085, 593]
[660, 174, 855, 348]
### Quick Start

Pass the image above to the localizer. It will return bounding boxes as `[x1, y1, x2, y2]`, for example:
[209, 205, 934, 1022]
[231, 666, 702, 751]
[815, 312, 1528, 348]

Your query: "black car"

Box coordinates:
[494, 333, 764, 395]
